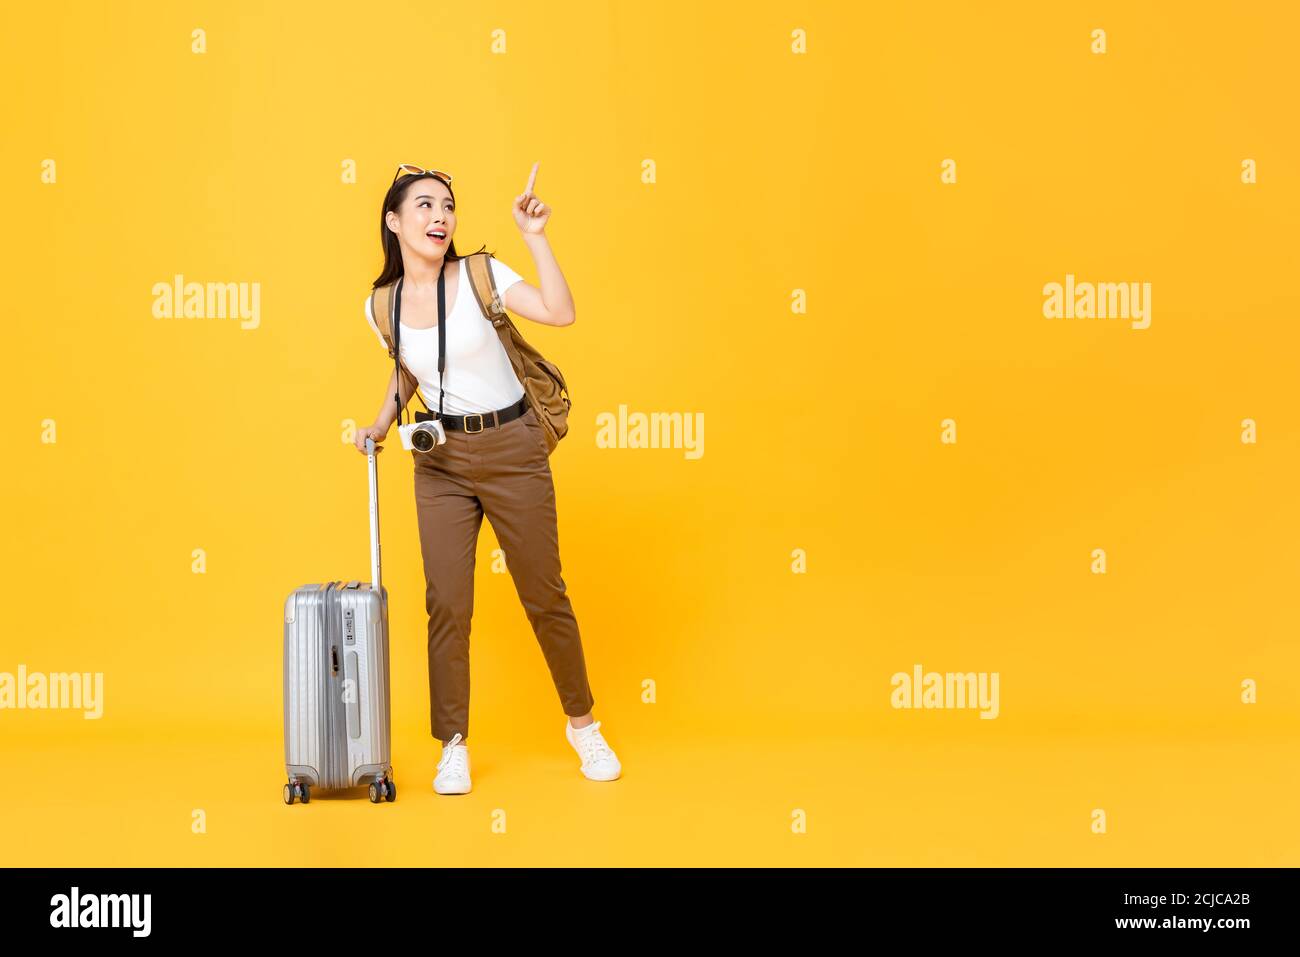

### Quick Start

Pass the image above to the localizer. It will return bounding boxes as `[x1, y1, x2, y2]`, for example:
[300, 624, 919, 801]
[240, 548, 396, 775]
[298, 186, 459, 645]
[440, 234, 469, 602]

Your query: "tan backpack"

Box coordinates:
[368, 252, 573, 455]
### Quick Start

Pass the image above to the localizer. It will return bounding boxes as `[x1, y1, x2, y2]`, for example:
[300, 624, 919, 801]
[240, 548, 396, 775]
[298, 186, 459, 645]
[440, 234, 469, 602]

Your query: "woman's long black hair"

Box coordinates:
[371, 171, 490, 289]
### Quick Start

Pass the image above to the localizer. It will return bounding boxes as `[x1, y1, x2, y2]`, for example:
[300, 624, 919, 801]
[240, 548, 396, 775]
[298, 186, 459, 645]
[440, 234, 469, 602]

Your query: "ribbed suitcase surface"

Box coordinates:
[283, 582, 391, 791]
[281, 437, 395, 804]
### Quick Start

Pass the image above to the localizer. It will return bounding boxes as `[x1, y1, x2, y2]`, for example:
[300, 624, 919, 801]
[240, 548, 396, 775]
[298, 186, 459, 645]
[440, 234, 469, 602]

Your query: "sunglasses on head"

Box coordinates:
[393, 164, 453, 186]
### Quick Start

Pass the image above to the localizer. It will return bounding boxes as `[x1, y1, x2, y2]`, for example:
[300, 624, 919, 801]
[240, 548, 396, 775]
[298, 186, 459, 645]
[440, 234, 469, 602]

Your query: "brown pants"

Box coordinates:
[411, 405, 595, 743]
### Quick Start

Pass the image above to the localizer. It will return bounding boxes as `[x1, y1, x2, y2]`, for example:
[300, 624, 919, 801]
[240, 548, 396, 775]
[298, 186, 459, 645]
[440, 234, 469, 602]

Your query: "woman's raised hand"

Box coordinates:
[512, 161, 550, 235]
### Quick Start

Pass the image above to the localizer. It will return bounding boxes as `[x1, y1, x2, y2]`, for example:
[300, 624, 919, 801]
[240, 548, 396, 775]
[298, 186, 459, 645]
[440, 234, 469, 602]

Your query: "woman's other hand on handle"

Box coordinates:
[355, 422, 390, 454]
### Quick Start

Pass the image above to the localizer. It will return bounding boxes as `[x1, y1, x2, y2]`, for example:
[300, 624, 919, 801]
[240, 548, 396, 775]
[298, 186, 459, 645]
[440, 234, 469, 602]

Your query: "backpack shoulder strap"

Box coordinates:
[465, 252, 508, 326]
[370, 280, 427, 412]
[371, 282, 399, 357]
[466, 252, 529, 387]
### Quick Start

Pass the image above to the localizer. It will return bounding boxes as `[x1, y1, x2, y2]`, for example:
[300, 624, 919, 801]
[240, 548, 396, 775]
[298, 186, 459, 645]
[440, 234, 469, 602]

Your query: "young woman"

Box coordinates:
[353, 163, 620, 794]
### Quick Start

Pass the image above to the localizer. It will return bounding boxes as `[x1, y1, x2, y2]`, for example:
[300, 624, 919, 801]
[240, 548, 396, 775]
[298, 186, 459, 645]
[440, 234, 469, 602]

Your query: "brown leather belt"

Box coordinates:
[415, 396, 529, 433]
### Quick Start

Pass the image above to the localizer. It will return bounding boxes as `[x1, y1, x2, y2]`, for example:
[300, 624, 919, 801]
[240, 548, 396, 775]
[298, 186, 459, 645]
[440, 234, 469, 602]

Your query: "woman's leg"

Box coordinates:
[474, 410, 596, 721]
[412, 447, 484, 745]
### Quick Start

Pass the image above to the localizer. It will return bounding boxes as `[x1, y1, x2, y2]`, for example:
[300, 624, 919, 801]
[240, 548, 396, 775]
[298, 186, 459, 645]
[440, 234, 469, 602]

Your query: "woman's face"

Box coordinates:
[387, 177, 457, 260]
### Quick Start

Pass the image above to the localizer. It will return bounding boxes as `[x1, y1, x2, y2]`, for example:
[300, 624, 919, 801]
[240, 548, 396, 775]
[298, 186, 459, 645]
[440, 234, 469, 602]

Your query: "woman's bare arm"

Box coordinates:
[373, 367, 418, 431]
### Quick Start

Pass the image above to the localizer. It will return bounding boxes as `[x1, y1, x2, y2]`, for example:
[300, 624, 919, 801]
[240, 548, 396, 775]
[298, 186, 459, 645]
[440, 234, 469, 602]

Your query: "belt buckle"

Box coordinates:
[463, 413, 484, 434]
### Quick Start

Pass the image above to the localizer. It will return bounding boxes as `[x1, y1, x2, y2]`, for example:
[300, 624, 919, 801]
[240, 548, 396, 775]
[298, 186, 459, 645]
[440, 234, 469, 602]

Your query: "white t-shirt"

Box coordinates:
[365, 256, 527, 415]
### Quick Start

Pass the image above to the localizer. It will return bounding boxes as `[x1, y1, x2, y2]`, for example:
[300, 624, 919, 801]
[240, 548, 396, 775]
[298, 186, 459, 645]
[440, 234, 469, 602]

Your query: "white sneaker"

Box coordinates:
[433, 733, 471, 794]
[565, 719, 621, 781]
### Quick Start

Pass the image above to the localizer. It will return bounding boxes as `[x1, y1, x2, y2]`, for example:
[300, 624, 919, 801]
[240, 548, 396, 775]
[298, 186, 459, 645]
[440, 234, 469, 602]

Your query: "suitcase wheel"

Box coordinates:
[284, 780, 310, 806]
[368, 776, 397, 804]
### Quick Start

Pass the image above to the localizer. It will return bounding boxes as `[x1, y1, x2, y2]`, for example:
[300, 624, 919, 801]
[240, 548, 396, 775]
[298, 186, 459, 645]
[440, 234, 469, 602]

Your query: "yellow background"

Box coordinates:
[2, 1, 1297, 866]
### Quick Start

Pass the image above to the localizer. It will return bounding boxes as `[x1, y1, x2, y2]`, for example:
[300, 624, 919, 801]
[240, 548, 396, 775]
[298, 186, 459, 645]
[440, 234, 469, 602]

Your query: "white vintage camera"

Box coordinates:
[398, 417, 447, 453]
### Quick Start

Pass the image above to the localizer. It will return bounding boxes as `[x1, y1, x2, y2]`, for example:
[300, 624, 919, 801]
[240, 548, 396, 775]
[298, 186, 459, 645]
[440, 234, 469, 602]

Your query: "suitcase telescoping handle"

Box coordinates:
[365, 436, 381, 594]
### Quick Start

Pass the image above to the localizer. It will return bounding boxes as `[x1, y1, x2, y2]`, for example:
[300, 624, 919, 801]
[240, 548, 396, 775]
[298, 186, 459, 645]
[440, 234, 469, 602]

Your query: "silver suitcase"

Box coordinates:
[282, 436, 395, 804]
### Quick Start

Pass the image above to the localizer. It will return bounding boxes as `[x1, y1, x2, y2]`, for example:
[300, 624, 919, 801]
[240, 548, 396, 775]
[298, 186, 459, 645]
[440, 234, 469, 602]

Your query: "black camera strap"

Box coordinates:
[391, 265, 448, 426]
[392, 276, 406, 427]
[437, 265, 446, 422]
